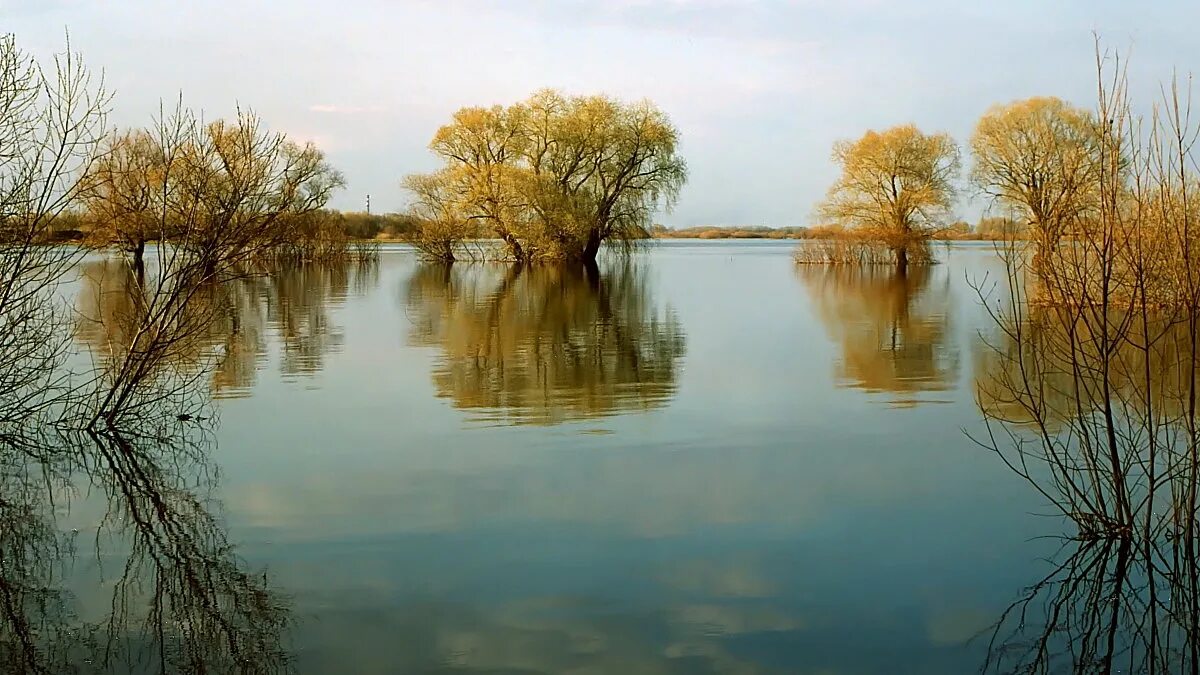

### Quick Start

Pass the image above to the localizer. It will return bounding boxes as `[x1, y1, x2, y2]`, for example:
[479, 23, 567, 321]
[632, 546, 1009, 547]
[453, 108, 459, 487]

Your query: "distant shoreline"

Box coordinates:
[645, 227, 1012, 242]
[363, 231, 1015, 243]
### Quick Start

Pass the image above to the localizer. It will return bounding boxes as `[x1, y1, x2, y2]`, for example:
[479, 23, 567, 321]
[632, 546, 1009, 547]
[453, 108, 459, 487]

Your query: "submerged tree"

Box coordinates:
[405, 89, 687, 264]
[178, 110, 347, 271]
[817, 125, 960, 274]
[970, 97, 1102, 267]
[401, 169, 476, 262]
[79, 129, 164, 273]
[80, 105, 347, 276]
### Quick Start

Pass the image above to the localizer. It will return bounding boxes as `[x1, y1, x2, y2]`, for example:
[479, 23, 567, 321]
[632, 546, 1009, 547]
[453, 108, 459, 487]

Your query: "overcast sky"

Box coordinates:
[5, 0, 1199, 226]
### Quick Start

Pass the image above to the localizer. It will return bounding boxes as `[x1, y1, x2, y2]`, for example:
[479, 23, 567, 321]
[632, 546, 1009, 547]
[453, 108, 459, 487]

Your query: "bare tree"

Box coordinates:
[968, 43, 1200, 674]
[0, 32, 108, 448]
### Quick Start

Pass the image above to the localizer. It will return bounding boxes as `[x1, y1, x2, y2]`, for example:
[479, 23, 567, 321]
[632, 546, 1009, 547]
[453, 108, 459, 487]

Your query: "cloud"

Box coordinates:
[275, 128, 342, 151]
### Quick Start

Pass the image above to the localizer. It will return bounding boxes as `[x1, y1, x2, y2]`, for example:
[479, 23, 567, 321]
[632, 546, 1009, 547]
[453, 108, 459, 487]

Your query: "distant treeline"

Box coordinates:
[649, 225, 807, 239]
[326, 212, 421, 239]
[650, 218, 1024, 241]
[41, 209, 422, 244]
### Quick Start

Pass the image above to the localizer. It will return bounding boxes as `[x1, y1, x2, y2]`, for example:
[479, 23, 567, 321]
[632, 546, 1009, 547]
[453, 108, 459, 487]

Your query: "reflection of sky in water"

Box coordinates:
[195, 242, 1052, 673]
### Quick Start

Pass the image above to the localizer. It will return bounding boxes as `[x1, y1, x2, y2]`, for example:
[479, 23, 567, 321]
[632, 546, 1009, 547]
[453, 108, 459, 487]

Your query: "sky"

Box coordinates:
[4, 0, 1200, 226]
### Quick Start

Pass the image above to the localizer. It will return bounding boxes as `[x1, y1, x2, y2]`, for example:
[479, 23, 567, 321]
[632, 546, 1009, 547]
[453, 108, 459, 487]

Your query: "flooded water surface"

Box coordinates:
[38, 242, 1085, 673]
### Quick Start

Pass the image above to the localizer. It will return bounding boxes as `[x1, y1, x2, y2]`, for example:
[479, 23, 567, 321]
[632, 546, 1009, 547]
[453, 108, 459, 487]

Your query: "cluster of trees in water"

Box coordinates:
[402, 89, 687, 264]
[0, 25, 691, 665]
[75, 108, 357, 275]
[795, 46, 1200, 670]
[798, 95, 1102, 273]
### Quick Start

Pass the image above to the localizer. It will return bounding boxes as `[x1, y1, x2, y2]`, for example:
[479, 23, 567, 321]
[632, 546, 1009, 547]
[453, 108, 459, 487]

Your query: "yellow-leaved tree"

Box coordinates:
[817, 124, 960, 274]
[80, 129, 165, 273]
[970, 96, 1101, 258]
[405, 89, 687, 264]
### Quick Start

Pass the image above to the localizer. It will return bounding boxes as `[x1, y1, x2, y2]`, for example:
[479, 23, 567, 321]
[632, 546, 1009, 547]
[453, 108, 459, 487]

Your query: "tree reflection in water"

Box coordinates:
[976, 296, 1200, 672]
[982, 507, 1200, 673]
[1, 404, 290, 674]
[795, 264, 959, 405]
[75, 257, 379, 398]
[405, 261, 686, 425]
[0, 256, 327, 673]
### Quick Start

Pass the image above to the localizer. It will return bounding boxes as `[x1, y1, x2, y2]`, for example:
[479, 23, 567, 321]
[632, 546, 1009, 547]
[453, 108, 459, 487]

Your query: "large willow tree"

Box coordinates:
[405, 89, 688, 264]
[817, 125, 960, 274]
[970, 97, 1101, 257]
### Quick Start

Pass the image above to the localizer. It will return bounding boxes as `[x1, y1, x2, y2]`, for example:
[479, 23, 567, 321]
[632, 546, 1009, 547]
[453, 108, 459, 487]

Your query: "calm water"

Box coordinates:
[57, 241, 1066, 673]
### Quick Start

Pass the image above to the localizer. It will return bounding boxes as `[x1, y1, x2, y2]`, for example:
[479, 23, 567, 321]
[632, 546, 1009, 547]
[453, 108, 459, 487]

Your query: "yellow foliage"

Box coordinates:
[817, 124, 959, 269]
[970, 96, 1101, 251]
[407, 89, 687, 263]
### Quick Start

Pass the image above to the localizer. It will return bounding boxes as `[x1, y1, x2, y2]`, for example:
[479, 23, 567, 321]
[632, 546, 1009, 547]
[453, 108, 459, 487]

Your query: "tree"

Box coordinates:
[517, 90, 688, 262]
[970, 97, 1100, 256]
[817, 125, 960, 274]
[0, 32, 109, 435]
[401, 170, 474, 262]
[83, 107, 347, 276]
[174, 109, 346, 273]
[406, 89, 687, 264]
[933, 220, 972, 240]
[975, 216, 1026, 240]
[79, 129, 164, 273]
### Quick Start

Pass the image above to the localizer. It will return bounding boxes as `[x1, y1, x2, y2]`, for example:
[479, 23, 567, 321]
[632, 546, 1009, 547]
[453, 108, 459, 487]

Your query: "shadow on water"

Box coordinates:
[404, 260, 687, 425]
[794, 264, 959, 406]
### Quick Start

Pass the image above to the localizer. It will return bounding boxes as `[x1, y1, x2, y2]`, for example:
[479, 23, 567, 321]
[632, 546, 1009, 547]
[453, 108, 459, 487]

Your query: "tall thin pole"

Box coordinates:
[366, 193, 371, 215]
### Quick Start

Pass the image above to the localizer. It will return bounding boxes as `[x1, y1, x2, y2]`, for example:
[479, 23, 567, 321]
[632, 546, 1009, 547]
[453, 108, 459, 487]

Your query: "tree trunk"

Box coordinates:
[581, 229, 602, 265]
[1032, 227, 1058, 282]
[501, 232, 525, 264]
[895, 245, 908, 277]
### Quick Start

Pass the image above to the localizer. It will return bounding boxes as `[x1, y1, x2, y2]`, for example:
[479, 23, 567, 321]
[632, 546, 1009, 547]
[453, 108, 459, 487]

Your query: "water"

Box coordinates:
[45, 241, 1069, 672]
